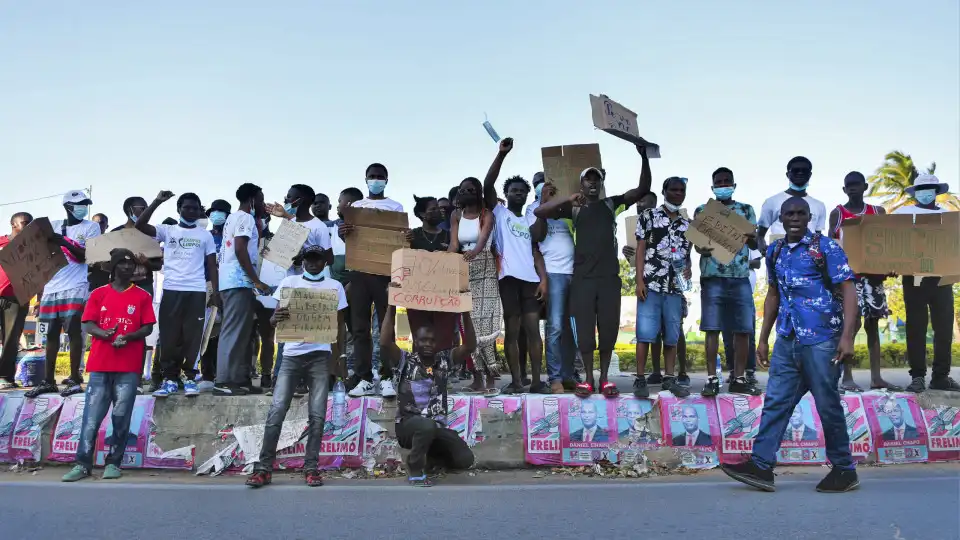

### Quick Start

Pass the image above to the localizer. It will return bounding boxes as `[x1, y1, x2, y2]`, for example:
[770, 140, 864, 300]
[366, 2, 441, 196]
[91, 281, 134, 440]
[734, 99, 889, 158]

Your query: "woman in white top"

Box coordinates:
[449, 177, 499, 393]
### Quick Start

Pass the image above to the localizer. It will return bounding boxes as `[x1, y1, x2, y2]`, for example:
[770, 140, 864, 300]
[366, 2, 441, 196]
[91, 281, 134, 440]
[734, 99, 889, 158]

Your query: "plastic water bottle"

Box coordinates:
[671, 248, 691, 292]
[332, 378, 347, 426]
[715, 355, 723, 386]
[608, 351, 622, 377]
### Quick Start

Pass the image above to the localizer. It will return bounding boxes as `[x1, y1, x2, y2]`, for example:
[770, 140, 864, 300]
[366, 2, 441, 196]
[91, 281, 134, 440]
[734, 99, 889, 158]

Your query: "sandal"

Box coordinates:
[408, 475, 433, 487]
[483, 388, 501, 398]
[839, 382, 864, 393]
[500, 383, 524, 395]
[574, 383, 593, 398]
[601, 382, 620, 398]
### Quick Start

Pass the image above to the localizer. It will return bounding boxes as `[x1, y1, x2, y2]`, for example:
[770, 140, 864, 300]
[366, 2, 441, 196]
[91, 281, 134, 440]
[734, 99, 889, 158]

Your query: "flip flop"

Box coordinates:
[601, 382, 620, 398]
[574, 383, 593, 398]
[483, 388, 501, 397]
[839, 382, 864, 393]
[870, 384, 904, 392]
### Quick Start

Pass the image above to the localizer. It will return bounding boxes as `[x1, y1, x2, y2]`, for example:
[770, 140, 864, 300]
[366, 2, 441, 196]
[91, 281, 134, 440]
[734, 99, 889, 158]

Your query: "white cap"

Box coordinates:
[905, 174, 949, 196]
[580, 167, 604, 181]
[62, 190, 92, 205]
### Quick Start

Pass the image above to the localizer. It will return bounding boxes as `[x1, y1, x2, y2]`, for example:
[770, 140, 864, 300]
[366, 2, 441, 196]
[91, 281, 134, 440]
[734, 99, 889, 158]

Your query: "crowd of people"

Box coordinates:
[0, 136, 956, 490]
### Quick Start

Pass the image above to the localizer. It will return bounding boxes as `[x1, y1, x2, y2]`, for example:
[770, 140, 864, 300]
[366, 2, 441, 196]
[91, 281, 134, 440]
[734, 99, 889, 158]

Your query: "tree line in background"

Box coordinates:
[618, 150, 960, 338]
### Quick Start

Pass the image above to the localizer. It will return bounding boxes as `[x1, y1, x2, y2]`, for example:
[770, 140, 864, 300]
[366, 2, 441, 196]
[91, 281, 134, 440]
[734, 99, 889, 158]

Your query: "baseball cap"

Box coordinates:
[580, 167, 605, 181]
[302, 245, 326, 259]
[905, 174, 949, 196]
[108, 248, 137, 269]
[206, 199, 232, 216]
[63, 190, 93, 205]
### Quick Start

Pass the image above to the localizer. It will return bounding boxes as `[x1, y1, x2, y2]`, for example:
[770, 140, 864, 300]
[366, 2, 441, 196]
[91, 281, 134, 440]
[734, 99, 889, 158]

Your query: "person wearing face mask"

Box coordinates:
[693, 167, 762, 397]
[89, 197, 162, 294]
[92, 214, 109, 235]
[892, 174, 960, 393]
[757, 156, 828, 250]
[25, 191, 102, 398]
[0, 212, 34, 389]
[205, 199, 232, 254]
[339, 164, 404, 399]
[629, 177, 692, 399]
[135, 191, 220, 397]
[437, 196, 452, 232]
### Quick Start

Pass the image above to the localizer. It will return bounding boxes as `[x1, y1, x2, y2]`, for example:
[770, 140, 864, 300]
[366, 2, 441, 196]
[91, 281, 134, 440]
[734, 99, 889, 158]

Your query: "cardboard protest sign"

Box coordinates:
[841, 212, 960, 276]
[775, 393, 827, 465]
[85, 228, 162, 264]
[0, 218, 68, 304]
[200, 306, 218, 355]
[344, 207, 409, 276]
[388, 249, 471, 312]
[589, 94, 660, 158]
[685, 199, 757, 265]
[261, 219, 309, 270]
[275, 287, 339, 344]
[541, 144, 602, 200]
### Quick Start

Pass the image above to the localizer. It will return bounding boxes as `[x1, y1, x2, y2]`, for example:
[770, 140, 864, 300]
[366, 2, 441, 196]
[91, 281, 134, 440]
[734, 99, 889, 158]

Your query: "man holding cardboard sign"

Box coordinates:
[890, 174, 960, 393]
[0, 212, 35, 389]
[339, 162, 406, 399]
[690, 168, 762, 398]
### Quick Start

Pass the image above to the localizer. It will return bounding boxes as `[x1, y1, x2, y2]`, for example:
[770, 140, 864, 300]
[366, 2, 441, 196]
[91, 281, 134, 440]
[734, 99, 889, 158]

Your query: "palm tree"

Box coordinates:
[867, 151, 960, 211]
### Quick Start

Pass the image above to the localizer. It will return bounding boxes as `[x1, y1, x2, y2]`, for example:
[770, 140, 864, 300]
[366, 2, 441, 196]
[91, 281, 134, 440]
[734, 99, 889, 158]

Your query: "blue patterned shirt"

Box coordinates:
[694, 201, 757, 279]
[765, 232, 854, 345]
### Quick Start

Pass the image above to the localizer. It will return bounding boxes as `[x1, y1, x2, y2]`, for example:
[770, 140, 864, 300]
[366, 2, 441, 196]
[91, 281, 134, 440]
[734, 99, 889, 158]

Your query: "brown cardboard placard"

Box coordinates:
[261, 219, 309, 270]
[589, 94, 661, 157]
[388, 249, 471, 312]
[684, 199, 757, 265]
[344, 207, 409, 276]
[841, 212, 960, 276]
[625, 215, 638, 267]
[275, 287, 339, 344]
[0, 218, 68, 304]
[541, 144, 603, 200]
[85, 228, 162, 264]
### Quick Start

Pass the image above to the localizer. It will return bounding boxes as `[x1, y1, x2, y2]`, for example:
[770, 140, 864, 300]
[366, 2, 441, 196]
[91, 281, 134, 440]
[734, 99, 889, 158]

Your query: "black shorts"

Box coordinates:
[498, 276, 541, 318]
[570, 276, 621, 352]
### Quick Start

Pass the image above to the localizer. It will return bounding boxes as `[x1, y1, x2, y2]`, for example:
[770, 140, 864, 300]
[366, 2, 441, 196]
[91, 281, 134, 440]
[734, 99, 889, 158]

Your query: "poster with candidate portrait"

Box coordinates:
[863, 392, 928, 464]
[841, 394, 873, 460]
[561, 396, 618, 465]
[612, 396, 660, 466]
[716, 393, 764, 464]
[776, 393, 827, 465]
[660, 394, 721, 469]
[920, 404, 959, 462]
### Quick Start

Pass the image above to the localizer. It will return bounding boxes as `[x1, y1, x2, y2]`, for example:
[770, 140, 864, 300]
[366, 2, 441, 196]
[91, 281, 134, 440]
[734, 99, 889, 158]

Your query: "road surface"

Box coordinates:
[1, 466, 957, 539]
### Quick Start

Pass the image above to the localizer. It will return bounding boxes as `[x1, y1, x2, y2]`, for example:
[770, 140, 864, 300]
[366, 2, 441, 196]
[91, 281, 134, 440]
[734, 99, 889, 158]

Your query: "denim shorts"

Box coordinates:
[699, 277, 754, 334]
[636, 290, 683, 346]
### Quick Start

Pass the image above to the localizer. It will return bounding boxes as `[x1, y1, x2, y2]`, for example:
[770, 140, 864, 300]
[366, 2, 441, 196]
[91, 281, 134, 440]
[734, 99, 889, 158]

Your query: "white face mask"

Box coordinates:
[663, 201, 681, 212]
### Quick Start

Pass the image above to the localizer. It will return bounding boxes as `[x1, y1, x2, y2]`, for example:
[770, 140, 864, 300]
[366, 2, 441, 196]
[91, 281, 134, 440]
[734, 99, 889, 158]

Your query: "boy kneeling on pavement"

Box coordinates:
[246, 246, 347, 488]
[63, 249, 156, 482]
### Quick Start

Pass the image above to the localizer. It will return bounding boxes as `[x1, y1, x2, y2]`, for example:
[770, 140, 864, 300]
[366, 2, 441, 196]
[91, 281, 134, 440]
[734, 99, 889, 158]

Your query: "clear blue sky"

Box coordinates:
[2, 0, 958, 253]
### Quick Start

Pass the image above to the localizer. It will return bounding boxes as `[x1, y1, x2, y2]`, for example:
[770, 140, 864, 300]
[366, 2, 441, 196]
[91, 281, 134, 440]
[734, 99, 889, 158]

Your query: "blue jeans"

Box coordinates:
[545, 273, 575, 383]
[700, 277, 754, 333]
[636, 290, 683, 346]
[75, 372, 140, 470]
[723, 329, 757, 372]
[751, 335, 854, 470]
[257, 350, 331, 471]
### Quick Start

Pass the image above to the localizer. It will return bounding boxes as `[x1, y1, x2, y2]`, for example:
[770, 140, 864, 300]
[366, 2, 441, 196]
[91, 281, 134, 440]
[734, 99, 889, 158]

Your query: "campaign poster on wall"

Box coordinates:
[863, 392, 928, 464]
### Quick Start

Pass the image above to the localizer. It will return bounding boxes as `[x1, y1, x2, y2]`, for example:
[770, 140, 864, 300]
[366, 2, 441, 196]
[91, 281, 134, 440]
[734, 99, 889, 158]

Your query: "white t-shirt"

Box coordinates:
[526, 200, 574, 275]
[219, 211, 260, 291]
[351, 197, 404, 212]
[287, 217, 332, 277]
[43, 220, 102, 295]
[748, 248, 761, 291]
[154, 224, 217, 292]
[758, 191, 827, 239]
[272, 275, 348, 356]
[493, 204, 539, 282]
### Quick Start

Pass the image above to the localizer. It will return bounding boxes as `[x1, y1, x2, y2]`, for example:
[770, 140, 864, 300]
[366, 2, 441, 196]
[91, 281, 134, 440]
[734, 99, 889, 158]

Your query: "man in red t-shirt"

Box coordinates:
[62, 248, 156, 482]
[0, 212, 34, 389]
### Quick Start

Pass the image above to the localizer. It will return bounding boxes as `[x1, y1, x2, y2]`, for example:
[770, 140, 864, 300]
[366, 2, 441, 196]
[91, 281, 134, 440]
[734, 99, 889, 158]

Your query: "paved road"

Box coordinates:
[2, 467, 957, 539]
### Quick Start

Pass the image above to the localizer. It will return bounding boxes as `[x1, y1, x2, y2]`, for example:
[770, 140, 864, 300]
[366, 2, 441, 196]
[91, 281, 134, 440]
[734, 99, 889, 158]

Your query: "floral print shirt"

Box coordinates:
[396, 349, 454, 425]
[635, 206, 692, 295]
[694, 201, 757, 279]
[765, 232, 855, 345]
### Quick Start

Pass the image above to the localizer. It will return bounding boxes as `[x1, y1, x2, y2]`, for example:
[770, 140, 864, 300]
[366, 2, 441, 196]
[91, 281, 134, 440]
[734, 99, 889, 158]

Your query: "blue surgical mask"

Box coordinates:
[915, 189, 937, 205]
[70, 205, 89, 220]
[128, 214, 138, 223]
[712, 186, 735, 200]
[366, 179, 387, 195]
[789, 182, 808, 192]
[302, 269, 324, 280]
[179, 217, 197, 227]
[663, 201, 681, 212]
[535, 183, 544, 201]
[284, 202, 298, 215]
[209, 211, 227, 226]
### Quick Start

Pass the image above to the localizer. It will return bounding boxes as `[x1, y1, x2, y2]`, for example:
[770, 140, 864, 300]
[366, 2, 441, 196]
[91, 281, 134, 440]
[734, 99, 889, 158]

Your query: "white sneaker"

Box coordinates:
[379, 379, 397, 398]
[197, 380, 215, 393]
[348, 380, 376, 398]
